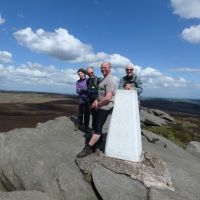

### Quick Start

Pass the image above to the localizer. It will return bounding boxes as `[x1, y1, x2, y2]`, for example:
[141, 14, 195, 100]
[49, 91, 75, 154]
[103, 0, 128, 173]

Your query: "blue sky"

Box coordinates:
[0, 0, 200, 98]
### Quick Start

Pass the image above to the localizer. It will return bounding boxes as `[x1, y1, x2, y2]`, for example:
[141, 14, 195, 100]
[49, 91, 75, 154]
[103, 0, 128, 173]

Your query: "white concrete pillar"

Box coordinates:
[105, 89, 142, 162]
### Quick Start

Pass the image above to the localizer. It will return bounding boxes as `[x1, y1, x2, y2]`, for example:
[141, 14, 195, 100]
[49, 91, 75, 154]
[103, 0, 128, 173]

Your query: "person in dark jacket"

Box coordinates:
[86, 66, 102, 131]
[75, 68, 90, 132]
[118, 64, 143, 98]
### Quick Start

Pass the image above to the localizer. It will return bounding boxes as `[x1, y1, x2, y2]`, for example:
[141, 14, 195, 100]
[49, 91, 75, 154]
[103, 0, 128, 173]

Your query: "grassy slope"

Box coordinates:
[146, 116, 200, 148]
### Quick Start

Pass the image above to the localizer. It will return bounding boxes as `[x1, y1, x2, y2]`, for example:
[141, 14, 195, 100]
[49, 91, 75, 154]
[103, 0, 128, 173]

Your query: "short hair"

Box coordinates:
[86, 66, 94, 72]
[77, 68, 86, 74]
[125, 63, 134, 70]
[101, 61, 111, 68]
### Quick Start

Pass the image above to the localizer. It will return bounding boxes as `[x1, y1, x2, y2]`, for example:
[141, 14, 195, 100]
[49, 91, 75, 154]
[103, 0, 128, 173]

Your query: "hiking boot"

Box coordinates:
[77, 145, 93, 158]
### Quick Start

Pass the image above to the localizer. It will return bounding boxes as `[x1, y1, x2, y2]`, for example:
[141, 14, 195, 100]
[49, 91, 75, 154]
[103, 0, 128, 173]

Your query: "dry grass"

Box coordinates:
[0, 92, 71, 103]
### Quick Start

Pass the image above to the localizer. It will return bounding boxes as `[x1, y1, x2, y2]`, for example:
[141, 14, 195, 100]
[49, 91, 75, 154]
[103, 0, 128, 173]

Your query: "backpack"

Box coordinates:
[87, 76, 102, 101]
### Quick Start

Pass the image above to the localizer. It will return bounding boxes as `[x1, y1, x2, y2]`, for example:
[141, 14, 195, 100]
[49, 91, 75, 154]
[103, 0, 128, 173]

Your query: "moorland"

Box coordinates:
[0, 90, 199, 148]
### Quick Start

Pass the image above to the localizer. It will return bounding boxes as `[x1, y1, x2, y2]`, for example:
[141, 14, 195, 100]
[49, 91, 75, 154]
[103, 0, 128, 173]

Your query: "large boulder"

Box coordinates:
[0, 116, 199, 200]
[92, 164, 147, 200]
[142, 130, 200, 200]
[140, 109, 166, 126]
[76, 127, 200, 200]
[0, 117, 97, 200]
[151, 109, 175, 122]
[140, 108, 175, 126]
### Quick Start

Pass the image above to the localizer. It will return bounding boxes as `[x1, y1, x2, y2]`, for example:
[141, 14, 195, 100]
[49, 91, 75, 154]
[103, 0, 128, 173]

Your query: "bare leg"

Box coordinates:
[77, 133, 100, 158]
[89, 133, 101, 146]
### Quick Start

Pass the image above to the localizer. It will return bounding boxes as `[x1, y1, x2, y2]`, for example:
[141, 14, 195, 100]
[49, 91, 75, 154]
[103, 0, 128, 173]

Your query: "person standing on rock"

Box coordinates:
[75, 68, 90, 132]
[119, 64, 143, 100]
[77, 61, 116, 158]
[86, 66, 102, 132]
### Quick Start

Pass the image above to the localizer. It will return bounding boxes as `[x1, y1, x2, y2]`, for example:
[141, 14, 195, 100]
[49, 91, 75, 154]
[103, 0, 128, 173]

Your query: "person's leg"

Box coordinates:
[91, 108, 97, 130]
[77, 103, 84, 126]
[77, 109, 112, 158]
[88, 108, 112, 145]
[83, 101, 90, 129]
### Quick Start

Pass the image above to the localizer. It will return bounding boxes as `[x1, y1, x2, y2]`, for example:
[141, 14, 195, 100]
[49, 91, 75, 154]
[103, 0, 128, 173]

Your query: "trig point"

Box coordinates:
[105, 89, 142, 162]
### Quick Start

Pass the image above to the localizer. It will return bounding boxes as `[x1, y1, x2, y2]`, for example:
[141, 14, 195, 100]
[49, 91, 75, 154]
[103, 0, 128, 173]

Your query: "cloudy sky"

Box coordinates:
[0, 0, 200, 99]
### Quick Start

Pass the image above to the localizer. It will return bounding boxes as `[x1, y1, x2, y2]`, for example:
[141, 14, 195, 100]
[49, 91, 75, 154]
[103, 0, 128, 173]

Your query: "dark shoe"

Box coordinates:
[77, 145, 93, 158]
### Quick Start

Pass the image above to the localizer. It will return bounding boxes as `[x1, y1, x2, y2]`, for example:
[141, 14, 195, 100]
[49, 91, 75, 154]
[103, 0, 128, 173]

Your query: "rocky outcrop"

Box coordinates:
[76, 151, 173, 190]
[186, 141, 200, 159]
[140, 107, 175, 126]
[0, 191, 53, 200]
[0, 117, 97, 200]
[142, 130, 200, 200]
[0, 116, 199, 200]
[151, 109, 175, 122]
[92, 164, 147, 200]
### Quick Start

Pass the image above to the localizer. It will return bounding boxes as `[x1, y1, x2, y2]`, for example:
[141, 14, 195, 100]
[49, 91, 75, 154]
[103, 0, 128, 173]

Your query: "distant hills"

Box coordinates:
[0, 90, 199, 117]
[141, 98, 200, 117]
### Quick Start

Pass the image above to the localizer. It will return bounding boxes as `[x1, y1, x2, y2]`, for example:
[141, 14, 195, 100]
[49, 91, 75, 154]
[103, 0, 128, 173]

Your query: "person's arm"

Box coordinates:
[76, 81, 80, 94]
[92, 92, 113, 110]
[98, 92, 113, 106]
[92, 81, 116, 110]
[135, 76, 143, 94]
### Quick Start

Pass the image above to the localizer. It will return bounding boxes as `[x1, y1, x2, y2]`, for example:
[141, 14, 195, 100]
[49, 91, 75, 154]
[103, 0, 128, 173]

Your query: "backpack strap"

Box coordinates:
[93, 76, 102, 89]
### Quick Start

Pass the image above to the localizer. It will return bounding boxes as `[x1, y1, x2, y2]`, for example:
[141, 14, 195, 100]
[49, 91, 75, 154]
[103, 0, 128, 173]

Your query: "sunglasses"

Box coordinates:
[126, 68, 133, 71]
[87, 72, 94, 74]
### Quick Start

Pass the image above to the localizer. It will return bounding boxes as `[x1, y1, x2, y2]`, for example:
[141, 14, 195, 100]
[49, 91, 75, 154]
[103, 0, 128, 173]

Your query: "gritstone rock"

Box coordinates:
[0, 117, 98, 200]
[76, 151, 173, 191]
[0, 116, 200, 200]
[186, 141, 200, 160]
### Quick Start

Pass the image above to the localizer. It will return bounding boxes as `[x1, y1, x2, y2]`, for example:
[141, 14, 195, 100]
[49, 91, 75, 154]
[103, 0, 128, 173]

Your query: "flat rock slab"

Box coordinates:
[76, 151, 173, 190]
[0, 191, 52, 200]
[140, 109, 166, 126]
[186, 141, 200, 159]
[92, 164, 147, 200]
[142, 130, 200, 200]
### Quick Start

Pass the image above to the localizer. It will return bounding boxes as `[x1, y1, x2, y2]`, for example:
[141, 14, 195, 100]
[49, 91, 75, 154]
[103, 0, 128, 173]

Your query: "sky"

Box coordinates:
[0, 0, 200, 99]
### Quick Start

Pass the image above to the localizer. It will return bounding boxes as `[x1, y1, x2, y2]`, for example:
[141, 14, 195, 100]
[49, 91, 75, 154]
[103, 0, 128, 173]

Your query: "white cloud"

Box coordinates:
[181, 25, 200, 44]
[14, 27, 131, 68]
[0, 15, 6, 25]
[140, 67, 162, 77]
[171, 0, 200, 19]
[0, 51, 12, 64]
[170, 67, 200, 72]
[138, 66, 200, 98]
[0, 61, 200, 98]
[113, 64, 190, 90]
[0, 62, 78, 87]
[141, 70, 187, 89]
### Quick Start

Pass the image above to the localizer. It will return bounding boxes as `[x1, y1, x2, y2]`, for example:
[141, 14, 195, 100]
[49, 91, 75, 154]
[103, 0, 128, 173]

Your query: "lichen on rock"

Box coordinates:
[76, 151, 174, 191]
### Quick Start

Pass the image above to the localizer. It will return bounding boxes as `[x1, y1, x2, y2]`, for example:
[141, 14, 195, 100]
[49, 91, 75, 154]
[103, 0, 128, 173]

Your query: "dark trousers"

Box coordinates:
[78, 101, 90, 127]
[91, 108, 98, 130]
[93, 108, 113, 135]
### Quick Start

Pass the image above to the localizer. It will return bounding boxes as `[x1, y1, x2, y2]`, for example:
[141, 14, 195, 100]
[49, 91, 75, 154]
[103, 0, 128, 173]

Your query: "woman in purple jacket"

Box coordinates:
[75, 68, 90, 132]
